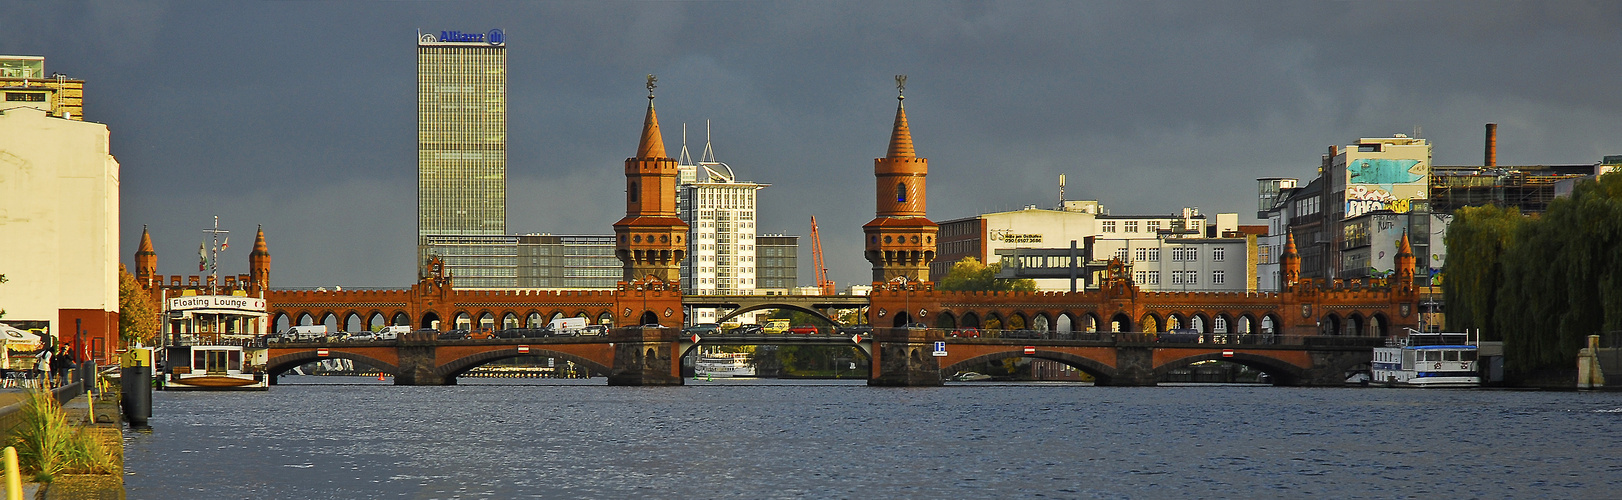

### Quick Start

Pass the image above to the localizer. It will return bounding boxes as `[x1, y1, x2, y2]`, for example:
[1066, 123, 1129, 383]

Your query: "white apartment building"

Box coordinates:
[675, 133, 768, 323]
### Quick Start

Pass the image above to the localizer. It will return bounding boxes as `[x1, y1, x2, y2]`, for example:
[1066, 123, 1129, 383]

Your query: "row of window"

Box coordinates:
[1101, 220, 1181, 233]
[1132, 270, 1227, 286]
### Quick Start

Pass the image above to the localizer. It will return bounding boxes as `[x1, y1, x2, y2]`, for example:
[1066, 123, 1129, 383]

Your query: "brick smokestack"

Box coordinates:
[1485, 123, 1497, 167]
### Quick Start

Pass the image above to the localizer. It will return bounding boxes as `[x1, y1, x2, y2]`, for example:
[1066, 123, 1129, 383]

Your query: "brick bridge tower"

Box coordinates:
[135, 225, 157, 287]
[1280, 232, 1300, 290]
[863, 75, 938, 284]
[249, 225, 271, 296]
[613, 75, 689, 284]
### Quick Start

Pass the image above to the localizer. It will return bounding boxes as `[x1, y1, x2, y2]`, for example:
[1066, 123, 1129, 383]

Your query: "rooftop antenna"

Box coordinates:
[1058, 174, 1067, 209]
[678, 123, 693, 165]
[700, 119, 716, 163]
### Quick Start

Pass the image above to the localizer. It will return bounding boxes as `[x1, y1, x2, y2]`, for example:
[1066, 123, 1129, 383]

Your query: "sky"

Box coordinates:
[4, 1, 1619, 290]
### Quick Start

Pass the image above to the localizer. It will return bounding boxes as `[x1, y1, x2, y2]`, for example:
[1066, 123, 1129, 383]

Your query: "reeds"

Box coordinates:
[6, 390, 117, 482]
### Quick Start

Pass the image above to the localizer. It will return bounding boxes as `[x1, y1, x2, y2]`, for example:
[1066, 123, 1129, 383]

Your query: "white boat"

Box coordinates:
[696, 352, 755, 378]
[1371, 332, 1480, 388]
[158, 294, 271, 391]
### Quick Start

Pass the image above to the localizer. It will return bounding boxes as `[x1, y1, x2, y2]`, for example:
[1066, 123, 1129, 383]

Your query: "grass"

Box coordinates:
[7, 390, 118, 482]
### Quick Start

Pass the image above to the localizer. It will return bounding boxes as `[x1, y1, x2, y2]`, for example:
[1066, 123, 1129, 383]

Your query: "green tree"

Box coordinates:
[1441, 204, 1523, 339]
[937, 257, 1037, 292]
[117, 264, 159, 345]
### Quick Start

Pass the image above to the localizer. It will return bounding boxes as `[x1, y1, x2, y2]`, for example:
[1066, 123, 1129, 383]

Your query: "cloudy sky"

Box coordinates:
[5, 1, 1619, 289]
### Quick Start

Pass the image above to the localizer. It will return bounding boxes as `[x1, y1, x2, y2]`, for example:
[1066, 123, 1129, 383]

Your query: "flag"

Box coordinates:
[220, 237, 229, 251]
[199, 242, 207, 271]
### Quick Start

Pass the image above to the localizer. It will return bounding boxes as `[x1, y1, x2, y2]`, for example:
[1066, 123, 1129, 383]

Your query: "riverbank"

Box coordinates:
[0, 382, 124, 500]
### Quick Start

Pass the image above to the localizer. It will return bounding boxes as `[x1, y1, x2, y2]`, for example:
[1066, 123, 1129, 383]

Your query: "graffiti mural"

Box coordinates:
[1347, 159, 1424, 184]
[1345, 185, 1414, 219]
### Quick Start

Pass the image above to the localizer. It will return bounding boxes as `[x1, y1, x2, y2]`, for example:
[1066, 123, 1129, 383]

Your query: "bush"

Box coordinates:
[8, 390, 118, 481]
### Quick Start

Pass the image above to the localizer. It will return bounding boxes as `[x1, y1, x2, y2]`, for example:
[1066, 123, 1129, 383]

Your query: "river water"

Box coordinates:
[123, 376, 1622, 498]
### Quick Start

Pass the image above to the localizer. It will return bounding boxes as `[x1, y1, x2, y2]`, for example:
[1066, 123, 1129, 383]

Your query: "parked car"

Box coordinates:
[836, 326, 872, 336]
[581, 325, 609, 336]
[494, 329, 525, 339]
[683, 323, 720, 336]
[900, 323, 928, 330]
[787, 325, 820, 335]
[731, 324, 765, 335]
[437, 329, 470, 341]
[1001, 329, 1043, 340]
[346, 331, 378, 342]
[522, 327, 555, 338]
[950, 328, 980, 338]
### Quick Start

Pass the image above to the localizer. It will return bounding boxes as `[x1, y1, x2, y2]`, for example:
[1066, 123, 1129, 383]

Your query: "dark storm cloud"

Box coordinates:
[4, 1, 1617, 289]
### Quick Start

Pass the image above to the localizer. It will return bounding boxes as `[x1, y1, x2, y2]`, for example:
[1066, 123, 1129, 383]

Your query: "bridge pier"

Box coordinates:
[608, 329, 683, 386]
[397, 335, 454, 386]
[1297, 349, 1370, 386]
[1102, 346, 1158, 386]
[868, 329, 943, 387]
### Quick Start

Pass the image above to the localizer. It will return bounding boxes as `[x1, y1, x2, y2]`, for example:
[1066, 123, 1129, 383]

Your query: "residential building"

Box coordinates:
[0, 105, 119, 364]
[417, 29, 507, 273]
[675, 142, 766, 296]
[755, 234, 799, 292]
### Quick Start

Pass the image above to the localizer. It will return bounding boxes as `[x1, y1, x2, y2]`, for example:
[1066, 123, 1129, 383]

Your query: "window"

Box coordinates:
[1113, 248, 1128, 262]
[1184, 249, 1196, 262]
[1134, 271, 1146, 283]
[1214, 247, 1226, 262]
[1171, 271, 1184, 285]
[1147, 221, 1161, 232]
[1147, 271, 1160, 284]
[1102, 221, 1116, 233]
[1212, 270, 1225, 285]
[4, 92, 46, 102]
[896, 182, 907, 203]
[1125, 221, 1139, 233]
[628, 182, 638, 202]
[1134, 249, 1147, 262]
[1186, 271, 1198, 285]
[1147, 249, 1160, 262]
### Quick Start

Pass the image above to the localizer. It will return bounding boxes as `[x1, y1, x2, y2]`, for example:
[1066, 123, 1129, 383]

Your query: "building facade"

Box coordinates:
[676, 154, 766, 296]
[421, 234, 620, 289]
[417, 29, 507, 273]
[755, 235, 799, 292]
[0, 105, 119, 364]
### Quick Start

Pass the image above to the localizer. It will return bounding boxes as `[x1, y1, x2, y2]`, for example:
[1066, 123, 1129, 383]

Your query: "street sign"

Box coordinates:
[1023, 346, 1036, 355]
[850, 334, 862, 344]
[691, 334, 701, 343]
[517, 345, 529, 354]
[932, 341, 947, 357]
[316, 348, 329, 358]
[1222, 349, 1234, 358]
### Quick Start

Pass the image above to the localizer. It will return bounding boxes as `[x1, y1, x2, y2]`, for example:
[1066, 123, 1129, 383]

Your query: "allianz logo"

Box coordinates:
[423, 29, 506, 46]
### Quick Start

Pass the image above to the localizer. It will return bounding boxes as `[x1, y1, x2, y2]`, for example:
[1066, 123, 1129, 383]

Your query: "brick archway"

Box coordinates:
[942, 349, 1118, 384]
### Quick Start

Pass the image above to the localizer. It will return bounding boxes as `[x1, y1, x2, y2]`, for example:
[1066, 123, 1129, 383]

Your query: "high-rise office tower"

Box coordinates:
[416, 29, 507, 274]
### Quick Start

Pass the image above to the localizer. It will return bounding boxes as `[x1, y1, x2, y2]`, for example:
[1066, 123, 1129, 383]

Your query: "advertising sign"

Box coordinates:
[167, 295, 266, 313]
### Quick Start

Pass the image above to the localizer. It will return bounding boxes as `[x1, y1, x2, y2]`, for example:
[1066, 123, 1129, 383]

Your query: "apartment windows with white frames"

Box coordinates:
[1212, 247, 1225, 262]
[1134, 249, 1147, 262]
[1146, 249, 1159, 262]
[1125, 221, 1139, 233]
[1102, 221, 1117, 233]
[1146, 271, 1159, 285]
[1212, 270, 1225, 285]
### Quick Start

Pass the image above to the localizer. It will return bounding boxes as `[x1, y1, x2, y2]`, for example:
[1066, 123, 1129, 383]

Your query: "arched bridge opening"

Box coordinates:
[1151, 352, 1307, 386]
[942, 350, 1118, 385]
[435, 348, 612, 380]
[712, 303, 845, 327]
[265, 351, 399, 379]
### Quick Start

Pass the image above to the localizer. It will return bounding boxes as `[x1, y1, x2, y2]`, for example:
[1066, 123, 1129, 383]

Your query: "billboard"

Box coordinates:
[1344, 158, 1429, 219]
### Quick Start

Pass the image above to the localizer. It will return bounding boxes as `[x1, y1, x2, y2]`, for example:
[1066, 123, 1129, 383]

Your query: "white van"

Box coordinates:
[376, 324, 408, 339]
[548, 317, 588, 336]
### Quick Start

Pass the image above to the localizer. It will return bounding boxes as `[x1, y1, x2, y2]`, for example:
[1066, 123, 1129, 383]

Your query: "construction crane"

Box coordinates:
[810, 216, 835, 295]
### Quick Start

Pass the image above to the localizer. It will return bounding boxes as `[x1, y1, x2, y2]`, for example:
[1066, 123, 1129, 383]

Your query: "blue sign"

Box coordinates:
[934, 341, 946, 352]
[435, 29, 505, 46]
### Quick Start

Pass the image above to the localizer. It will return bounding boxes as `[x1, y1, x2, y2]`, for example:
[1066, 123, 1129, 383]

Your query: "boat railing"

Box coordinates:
[169, 334, 270, 348]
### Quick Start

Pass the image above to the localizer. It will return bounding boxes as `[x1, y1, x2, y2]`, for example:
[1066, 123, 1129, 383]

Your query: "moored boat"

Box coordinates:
[158, 294, 270, 391]
[1371, 332, 1480, 388]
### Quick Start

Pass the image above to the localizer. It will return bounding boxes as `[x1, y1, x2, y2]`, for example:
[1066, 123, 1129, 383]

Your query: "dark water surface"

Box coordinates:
[124, 377, 1622, 498]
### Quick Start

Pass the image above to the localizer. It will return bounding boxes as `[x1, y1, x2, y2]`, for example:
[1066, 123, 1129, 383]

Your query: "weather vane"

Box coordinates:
[895, 74, 907, 99]
[646, 74, 657, 100]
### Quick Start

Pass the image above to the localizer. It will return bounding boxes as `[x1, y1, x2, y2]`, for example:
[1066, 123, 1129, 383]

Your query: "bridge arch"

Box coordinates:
[1110, 312, 1131, 332]
[434, 347, 611, 379]
[943, 350, 1119, 385]
[266, 350, 399, 378]
[961, 312, 980, 328]
[1152, 352, 1307, 386]
[420, 311, 440, 329]
[713, 302, 841, 327]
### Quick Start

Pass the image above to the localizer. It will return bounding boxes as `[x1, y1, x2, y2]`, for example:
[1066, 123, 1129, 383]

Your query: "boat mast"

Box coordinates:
[202, 216, 230, 296]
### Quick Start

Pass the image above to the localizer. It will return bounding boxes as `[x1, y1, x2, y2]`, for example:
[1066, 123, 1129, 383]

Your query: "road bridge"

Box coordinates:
[261, 328, 1372, 387]
[680, 294, 870, 325]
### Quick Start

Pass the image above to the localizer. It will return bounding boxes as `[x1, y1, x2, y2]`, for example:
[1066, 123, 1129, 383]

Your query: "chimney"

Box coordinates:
[1485, 123, 1497, 167]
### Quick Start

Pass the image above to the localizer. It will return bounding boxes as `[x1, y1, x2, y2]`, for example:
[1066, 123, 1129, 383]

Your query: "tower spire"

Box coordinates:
[135, 225, 157, 285]
[887, 75, 915, 158]
[636, 74, 668, 159]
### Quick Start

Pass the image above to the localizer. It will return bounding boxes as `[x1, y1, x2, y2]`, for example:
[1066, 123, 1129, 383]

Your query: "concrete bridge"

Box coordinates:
[263, 329, 1373, 387]
[680, 294, 870, 325]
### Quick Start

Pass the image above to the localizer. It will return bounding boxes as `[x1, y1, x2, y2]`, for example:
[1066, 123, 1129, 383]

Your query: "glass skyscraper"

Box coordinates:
[417, 29, 507, 273]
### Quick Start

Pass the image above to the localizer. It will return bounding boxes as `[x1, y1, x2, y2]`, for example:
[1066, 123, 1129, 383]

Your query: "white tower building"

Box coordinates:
[677, 125, 768, 323]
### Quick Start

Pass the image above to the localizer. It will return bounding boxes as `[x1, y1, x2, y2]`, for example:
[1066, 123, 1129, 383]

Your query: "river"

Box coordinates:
[123, 377, 1622, 498]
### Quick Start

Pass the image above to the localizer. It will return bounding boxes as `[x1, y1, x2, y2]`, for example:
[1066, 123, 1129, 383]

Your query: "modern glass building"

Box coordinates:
[755, 235, 799, 291]
[417, 29, 507, 272]
[423, 234, 620, 289]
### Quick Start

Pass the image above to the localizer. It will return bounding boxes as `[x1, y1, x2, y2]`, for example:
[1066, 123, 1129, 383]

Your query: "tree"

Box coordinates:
[1441, 204, 1522, 339]
[936, 257, 1037, 292]
[118, 264, 159, 345]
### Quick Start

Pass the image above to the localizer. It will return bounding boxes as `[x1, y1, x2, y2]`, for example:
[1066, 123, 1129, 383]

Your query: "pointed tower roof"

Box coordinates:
[1397, 230, 1412, 256]
[251, 225, 269, 256]
[887, 98, 915, 158]
[636, 99, 668, 159]
[137, 225, 155, 256]
[1284, 231, 1298, 256]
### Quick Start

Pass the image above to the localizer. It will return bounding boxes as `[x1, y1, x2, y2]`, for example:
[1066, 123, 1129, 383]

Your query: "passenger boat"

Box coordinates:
[158, 293, 271, 391]
[1371, 332, 1480, 388]
[696, 352, 755, 378]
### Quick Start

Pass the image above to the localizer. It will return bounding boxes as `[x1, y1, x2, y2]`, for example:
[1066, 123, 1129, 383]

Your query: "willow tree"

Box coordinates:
[1441, 204, 1522, 340]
